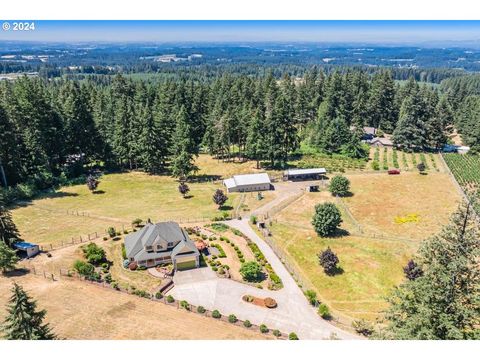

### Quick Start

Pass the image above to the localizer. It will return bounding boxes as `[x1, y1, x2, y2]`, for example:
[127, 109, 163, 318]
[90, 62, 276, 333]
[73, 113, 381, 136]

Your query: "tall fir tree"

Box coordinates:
[380, 201, 480, 340]
[170, 106, 198, 178]
[0, 195, 22, 247]
[1, 283, 57, 340]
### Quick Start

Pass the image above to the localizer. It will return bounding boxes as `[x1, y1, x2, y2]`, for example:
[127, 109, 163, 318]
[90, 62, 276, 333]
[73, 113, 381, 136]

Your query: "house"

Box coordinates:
[223, 173, 272, 193]
[369, 137, 393, 147]
[124, 221, 200, 271]
[13, 242, 40, 258]
[362, 127, 377, 140]
[284, 168, 327, 181]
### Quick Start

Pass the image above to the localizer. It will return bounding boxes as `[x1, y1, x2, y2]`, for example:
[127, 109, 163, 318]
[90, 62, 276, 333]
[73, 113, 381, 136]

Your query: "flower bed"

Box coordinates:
[242, 294, 278, 308]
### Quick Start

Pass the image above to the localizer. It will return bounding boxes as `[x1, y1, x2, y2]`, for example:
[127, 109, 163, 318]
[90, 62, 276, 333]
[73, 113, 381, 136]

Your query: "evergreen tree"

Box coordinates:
[170, 106, 198, 178]
[1, 283, 57, 339]
[0, 241, 18, 273]
[381, 202, 480, 340]
[0, 196, 22, 247]
[392, 85, 428, 151]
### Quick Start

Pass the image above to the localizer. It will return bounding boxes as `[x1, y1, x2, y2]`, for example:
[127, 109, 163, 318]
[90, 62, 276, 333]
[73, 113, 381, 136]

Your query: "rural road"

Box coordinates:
[169, 218, 359, 340]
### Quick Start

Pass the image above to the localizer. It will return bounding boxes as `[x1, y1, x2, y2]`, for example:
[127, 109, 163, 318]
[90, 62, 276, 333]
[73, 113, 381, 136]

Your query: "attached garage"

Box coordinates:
[176, 259, 198, 271]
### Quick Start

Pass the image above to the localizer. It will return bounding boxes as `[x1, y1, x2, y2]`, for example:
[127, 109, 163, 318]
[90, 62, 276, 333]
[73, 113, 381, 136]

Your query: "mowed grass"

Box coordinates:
[0, 275, 270, 340]
[268, 172, 461, 321]
[11, 171, 239, 245]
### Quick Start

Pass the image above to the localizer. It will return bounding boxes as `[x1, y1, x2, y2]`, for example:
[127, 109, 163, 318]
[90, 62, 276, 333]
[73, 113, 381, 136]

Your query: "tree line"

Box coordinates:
[0, 68, 478, 198]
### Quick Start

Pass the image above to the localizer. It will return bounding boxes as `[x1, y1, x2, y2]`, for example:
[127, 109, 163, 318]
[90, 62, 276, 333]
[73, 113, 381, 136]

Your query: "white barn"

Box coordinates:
[223, 173, 272, 193]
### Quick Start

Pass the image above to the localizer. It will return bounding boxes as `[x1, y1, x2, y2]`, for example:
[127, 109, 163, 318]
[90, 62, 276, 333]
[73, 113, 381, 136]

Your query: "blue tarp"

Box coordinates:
[13, 242, 38, 250]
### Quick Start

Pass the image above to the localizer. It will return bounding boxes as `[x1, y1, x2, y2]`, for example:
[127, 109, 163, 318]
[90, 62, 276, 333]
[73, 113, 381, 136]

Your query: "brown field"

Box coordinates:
[343, 172, 460, 239]
[0, 275, 270, 340]
[22, 235, 165, 293]
[268, 171, 461, 321]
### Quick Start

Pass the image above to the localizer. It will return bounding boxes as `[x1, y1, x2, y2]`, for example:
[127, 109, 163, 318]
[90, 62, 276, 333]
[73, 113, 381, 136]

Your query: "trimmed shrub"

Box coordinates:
[107, 227, 116, 238]
[259, 324, 269, 333]
[228, 314, 237, 323]
[180, 300, 190, 311]
[289, 332, 299, 340]
[155, 292, 163, 299]
[243, 320, 252, 328]
[250, 215, 257, 224]
[131, 218, 143, 227]
[352, 319, 374, 337]
[197, 306, 206, 314]
[273, 329, 281, 337]
[166, 295, 175, 303]
[212, 310, 221, 319]
[318, 303, 331, 319]
[73, 260, 94, 276]
[305, 290, 318, 305]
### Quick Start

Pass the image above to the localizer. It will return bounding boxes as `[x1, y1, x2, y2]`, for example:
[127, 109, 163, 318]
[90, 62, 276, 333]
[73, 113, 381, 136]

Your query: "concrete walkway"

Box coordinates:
[168, 219, 359, 340]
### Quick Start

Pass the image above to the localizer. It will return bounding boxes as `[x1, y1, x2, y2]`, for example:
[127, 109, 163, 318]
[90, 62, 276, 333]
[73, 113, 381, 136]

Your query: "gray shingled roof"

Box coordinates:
[124, 221, 196, 262]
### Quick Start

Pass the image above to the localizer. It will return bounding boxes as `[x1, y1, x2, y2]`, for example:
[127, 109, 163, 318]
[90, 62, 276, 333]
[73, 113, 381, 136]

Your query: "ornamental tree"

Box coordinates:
[239, 261, 263, 282]
[328, 175, 351, 197]
[312, 202, 342, 237]
[318, 247, 339, 275]
[213, 189, 228, 209]
[86, 175, 99, 192]
[178, 182, 190, 198]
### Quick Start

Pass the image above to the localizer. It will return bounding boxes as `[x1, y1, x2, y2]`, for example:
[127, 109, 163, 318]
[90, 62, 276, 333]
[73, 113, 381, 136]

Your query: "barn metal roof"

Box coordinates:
[284, 168, 327, 176]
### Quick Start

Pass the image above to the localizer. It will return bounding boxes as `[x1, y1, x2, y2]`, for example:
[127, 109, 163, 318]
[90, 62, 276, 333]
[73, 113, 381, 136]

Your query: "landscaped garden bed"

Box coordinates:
[200, 224, 283, 290]
[242, 294, 278, 308]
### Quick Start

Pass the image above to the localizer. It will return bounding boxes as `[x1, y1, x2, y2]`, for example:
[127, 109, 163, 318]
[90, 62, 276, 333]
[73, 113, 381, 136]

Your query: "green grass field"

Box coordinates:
[12, 171, 239, 246]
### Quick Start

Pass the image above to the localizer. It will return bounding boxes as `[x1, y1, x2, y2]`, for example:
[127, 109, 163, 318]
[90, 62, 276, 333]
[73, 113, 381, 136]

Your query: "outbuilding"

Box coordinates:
[13, 242, 40, 258]
[283, 168, 327, 181]
[223, 173, 272, 193]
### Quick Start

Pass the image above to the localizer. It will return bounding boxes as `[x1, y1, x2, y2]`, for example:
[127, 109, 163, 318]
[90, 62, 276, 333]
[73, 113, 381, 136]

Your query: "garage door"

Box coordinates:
[176, 260, 197, 271]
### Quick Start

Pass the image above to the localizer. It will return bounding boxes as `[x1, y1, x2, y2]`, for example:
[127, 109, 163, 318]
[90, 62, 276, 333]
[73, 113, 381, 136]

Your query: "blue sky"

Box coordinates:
[1, 20, 480, 43]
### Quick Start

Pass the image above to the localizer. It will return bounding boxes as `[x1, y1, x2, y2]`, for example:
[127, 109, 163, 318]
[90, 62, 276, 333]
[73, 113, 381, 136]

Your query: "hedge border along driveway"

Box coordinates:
[168, 220, 359, 340]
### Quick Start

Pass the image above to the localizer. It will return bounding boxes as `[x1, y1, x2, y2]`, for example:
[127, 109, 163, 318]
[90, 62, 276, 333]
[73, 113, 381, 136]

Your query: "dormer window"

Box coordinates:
[156, 244, 163, 251]
[145, 245, 153, 252]
[167, 242, 174, 247]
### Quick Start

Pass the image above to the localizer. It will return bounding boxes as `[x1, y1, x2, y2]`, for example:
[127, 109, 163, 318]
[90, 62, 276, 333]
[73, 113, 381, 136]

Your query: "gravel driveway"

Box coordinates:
[168, 219, 359, 340]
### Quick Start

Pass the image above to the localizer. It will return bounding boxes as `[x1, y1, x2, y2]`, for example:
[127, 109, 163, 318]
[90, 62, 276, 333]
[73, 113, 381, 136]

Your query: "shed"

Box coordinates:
[284, 168, 327, 181]
[223, 173, 272, 193]
[13, 242, 40, 258]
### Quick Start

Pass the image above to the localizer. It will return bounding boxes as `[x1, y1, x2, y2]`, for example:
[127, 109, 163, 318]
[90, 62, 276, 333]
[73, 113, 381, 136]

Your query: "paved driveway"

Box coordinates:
[168, 219, 359, 340]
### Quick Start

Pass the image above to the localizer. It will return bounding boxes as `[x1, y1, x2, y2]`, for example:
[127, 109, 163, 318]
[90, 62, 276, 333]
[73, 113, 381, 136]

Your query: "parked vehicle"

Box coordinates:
[388, 169, 401, 175]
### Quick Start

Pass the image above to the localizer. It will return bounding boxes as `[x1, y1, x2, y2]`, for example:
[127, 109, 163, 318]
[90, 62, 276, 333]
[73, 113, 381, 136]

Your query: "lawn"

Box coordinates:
[0, 275, 270, 340]
[268, 171, 461, 322]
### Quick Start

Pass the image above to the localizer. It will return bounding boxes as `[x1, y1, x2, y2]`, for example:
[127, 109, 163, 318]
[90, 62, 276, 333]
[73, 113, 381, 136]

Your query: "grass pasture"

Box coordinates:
[268, 171, 461, 321]
[11, 171, 240, 246]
